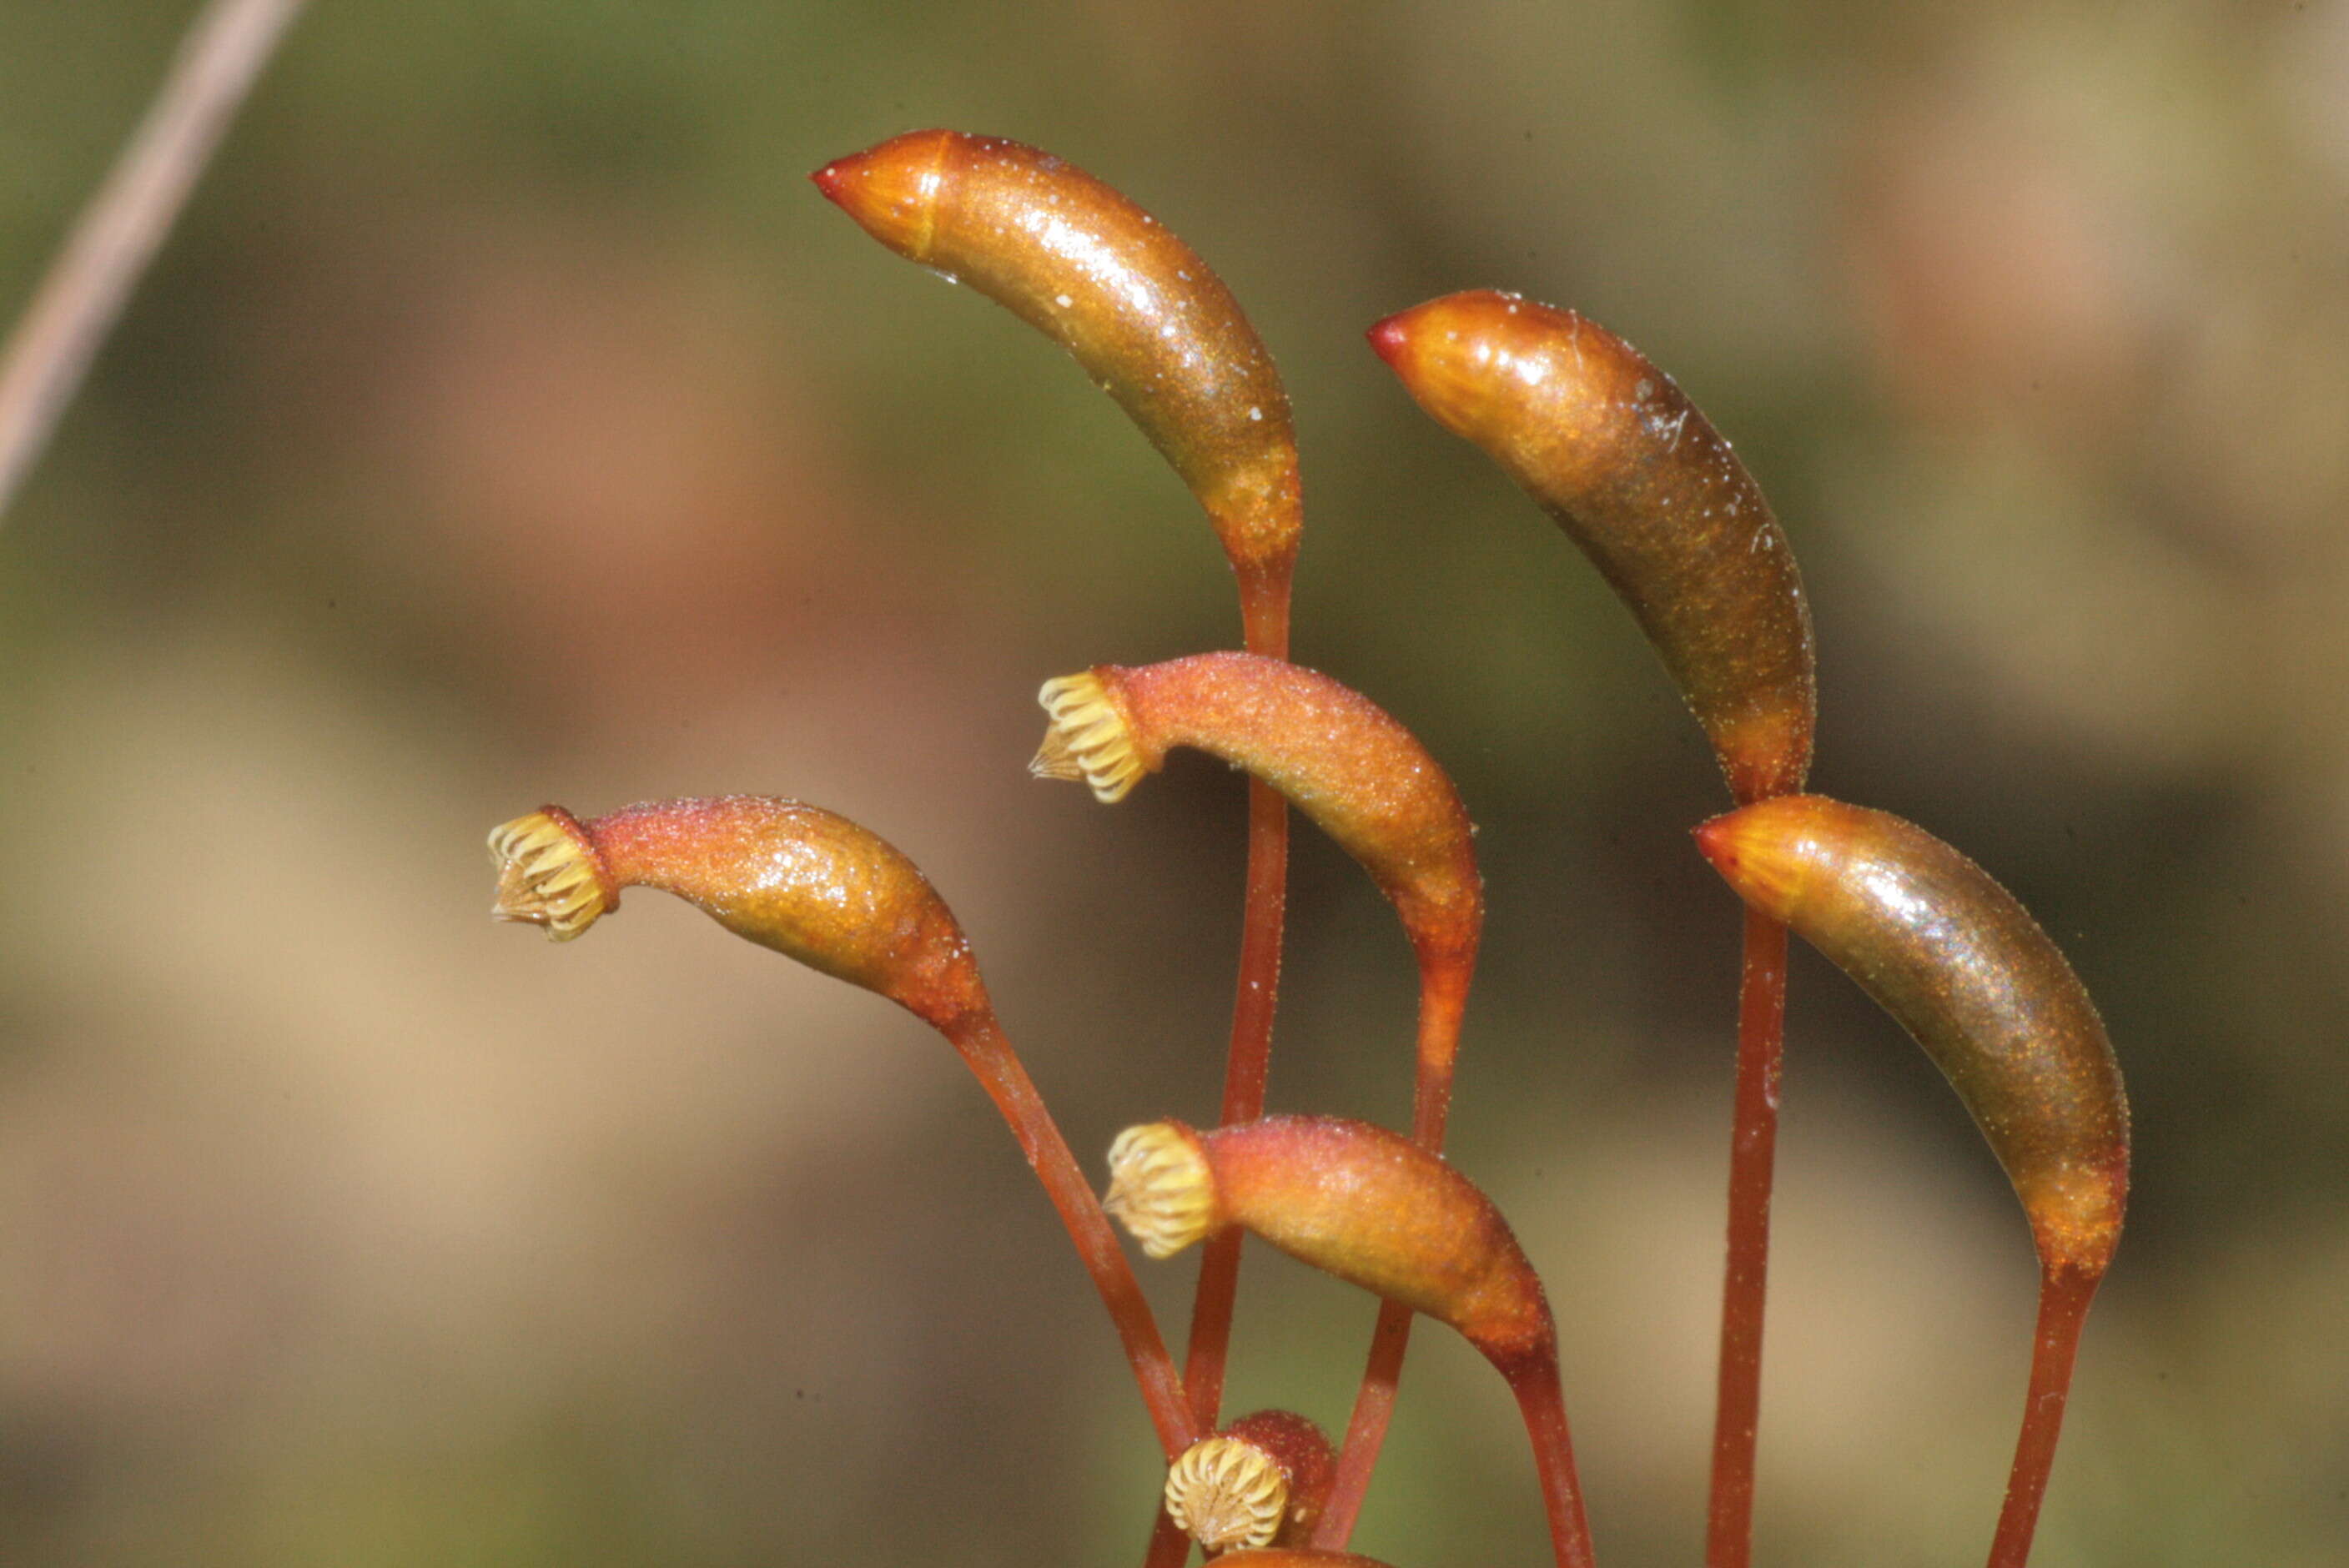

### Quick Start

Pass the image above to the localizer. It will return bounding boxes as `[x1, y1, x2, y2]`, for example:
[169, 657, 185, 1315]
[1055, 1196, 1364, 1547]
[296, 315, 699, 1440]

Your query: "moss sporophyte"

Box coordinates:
[488, 132, 2126, 1568]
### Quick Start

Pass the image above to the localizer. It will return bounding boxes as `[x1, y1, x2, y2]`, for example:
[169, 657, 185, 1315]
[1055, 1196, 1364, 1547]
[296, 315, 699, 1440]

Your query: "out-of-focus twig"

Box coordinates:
[0, 0, 309, 526]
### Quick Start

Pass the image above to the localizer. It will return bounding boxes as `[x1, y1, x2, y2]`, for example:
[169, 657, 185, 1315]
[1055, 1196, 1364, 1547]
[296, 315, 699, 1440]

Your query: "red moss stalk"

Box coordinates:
[1312, 947, 1477, 1549]
[488, 797, 1200, 1458]
[1705, 907, 1788, 1568]
[1986, 1264, 2101, 1568]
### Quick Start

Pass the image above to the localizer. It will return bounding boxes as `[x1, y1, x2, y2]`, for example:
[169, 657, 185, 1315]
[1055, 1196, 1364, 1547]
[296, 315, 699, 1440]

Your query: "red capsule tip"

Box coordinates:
[808, 157, 853, 204]
[1364, 314, 1410, 367]
[808, 132, 955, 258]
[1692, 812, 1738, 874]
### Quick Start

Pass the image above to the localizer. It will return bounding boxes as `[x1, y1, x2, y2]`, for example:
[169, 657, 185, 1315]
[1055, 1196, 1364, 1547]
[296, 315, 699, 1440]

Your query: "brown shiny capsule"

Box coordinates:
[814, 131, 1301, 604]
[1695, 795, 2129, 1275]
[1104, 1116, 1552, 1372]
[1371, 291, 1814, 803]
[1034, 653, 1481, 970]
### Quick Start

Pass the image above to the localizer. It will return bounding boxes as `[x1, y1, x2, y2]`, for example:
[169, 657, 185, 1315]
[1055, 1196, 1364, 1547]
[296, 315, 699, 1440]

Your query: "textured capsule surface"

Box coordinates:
[1697, 795, 2129, 1273]
[816, 130, 1300, 572]
[579, 796, 985, 1030]
[1372, 291, 1813, 802]
[1036, 653, 1481, 963]
[1204, 1115, 1553, 1369]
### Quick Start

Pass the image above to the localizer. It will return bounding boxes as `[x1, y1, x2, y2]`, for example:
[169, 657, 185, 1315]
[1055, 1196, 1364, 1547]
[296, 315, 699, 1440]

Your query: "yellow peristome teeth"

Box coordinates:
[487, 810, 612, 941]
[1165, 1434, 1289, 1551]
[1033, 671, 1145, 803]
[1103, 1122, 1217, 1259]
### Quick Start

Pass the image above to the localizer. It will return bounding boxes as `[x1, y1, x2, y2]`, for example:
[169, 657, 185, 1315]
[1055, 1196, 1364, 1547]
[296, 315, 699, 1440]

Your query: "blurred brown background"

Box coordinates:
[3, 2, 2344, 1564]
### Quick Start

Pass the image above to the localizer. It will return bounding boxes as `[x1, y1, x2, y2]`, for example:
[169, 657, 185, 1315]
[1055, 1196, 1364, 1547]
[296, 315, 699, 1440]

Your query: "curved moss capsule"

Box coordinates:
[814, 131, 1301, 591]
[1104, 1115, 1554, 1372]
[1213, 1555, 1398, 1568]
[1371, 291, 1814, 803]
[1033, 652, 1480, 967]
[489, 797, 984, 1031]
[1695, 795, 2129, 1274]
[490, 796, 1204, 1458]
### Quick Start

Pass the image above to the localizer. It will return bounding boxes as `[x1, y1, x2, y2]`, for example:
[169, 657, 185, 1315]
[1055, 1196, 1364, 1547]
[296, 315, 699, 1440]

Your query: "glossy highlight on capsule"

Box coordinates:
[1371, 290, 1814, 804]
[1034, 652, 1481, 967]
[815, 130, 1300, 585]
[1696, 794, 2128, 1274]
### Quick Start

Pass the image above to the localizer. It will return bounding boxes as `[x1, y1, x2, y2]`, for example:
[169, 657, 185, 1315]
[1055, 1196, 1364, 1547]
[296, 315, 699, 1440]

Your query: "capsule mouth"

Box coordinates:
[488, 808, 614, 941]
[1104, 1122, 1217, 1259]
[1164, 1435, 1289, 1552]
[1032, 671, 1146, 802]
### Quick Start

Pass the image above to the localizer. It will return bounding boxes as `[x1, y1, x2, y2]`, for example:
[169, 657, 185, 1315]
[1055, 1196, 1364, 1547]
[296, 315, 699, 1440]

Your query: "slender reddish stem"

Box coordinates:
[1177, 773, 1288, 1425]
[1705, 907, 1790, 1568]
[1141, 1503, 1195, 1568]
[941, 1012, 1200, 1460]
[1508, 1356, 1601, 1568]
[1984, 1264, 2101, 1568]
[1174, 556, 1294, 1433]
[1313, 1300, 1414, 1550]
[1313, 949, 1476, 1550]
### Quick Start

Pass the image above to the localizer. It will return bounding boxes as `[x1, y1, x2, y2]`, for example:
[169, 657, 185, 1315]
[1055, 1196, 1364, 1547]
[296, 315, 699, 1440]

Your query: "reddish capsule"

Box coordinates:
[490, 797, 983, 1030]
[490, 797, 1205, 1457]
[1696, 795, 2129, 1274]
[1033, 652, 1480, 969]
[1104, 1115, 1553, 1373]
[815, 131, 1300, 590]
[1372, 291, 1814, 803]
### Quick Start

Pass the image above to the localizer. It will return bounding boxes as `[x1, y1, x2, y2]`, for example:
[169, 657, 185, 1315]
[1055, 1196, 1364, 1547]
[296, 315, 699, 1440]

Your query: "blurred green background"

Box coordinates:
[3, 2, 2345, 1564]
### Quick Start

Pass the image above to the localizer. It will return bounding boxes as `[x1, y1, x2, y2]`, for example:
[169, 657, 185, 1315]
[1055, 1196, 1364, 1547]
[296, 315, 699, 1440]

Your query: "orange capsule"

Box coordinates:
[490, 797, 984, 1030]
[489, 796, 1203, 1458]
[1109, 1118, 1597, 1568]
[1371, 291, 1814, 803]
[1105, 1116, 1552, 1372]
[1695, 795, 2129, 1275]
[815, 131, 1301, 603]
[1034, 653, 1480, 970]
